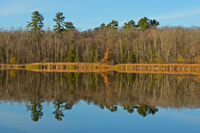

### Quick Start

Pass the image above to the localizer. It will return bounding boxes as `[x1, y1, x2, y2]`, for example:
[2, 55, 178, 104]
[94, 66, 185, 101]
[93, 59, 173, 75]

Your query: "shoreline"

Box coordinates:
[0, 63, 200, 75]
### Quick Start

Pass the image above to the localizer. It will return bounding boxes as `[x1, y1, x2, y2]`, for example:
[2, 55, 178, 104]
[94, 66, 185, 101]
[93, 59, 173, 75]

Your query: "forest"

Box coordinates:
[0, 11, 200, 65]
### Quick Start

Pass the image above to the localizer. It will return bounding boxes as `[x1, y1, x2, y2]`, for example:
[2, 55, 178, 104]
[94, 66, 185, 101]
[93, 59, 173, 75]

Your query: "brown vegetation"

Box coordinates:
[0, 26, 200, 64]
[0, 70, 200, 109]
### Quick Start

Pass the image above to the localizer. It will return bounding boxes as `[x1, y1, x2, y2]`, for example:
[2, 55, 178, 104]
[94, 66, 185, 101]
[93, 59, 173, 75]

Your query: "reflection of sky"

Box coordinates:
[0, 101, 200, 133]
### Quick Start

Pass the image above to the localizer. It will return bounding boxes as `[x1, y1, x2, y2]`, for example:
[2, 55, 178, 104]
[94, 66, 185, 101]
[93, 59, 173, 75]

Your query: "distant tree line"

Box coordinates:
[0, 11, 200, 64]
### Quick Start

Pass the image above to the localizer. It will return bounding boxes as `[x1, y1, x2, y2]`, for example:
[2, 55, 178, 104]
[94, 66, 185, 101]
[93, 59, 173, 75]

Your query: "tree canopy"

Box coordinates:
[27, 11, 44, 36]
[53, 12, 66, 35]
[122, 20, 136, 29]
[137, 17, 159, 30]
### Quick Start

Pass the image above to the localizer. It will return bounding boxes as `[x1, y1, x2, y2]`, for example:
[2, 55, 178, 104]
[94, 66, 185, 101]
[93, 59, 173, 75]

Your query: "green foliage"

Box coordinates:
[53, 12, 66, 35]
[106, 20, 118, 29]
[67, 40, 75, 62]
[90, 42, 97, 63]
[26, 97, 43, 122]
[52, 99, 65, 121]
[64, 22, 75, 31]
[129, 50, 136, 63]
[10, 57, 16, 64]
[137, 104, 158, 117]
[56, 73, 61, 84]
[75, 73, 80, 83]
[66, 73, 75, 95]
[66, 73, 75, 86]
[122, 20, 136, 29]
[27, 11, 44, 36]
[137, 17, 150, 30]
[118, 44, 126, 63]
[149, 19, 159, 27]
[74, 52, 80, 63]
[106, 105, 118, 113]
[100, 23, 106, 28]
[57, 51, 61, 62]
[129, 74, 136, 85]
[137, 17, 159, 30]
[90, 73, 98, 92]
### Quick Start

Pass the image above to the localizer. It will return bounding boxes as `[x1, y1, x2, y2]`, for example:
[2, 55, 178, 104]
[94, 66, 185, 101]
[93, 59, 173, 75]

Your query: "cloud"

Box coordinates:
[151, 5, 200, 20]
[159, 110, 200, 126]
[119, 5, 200, 26]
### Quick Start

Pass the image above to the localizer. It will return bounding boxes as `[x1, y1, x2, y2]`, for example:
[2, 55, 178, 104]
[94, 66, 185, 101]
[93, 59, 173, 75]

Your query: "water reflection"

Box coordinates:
[26, 96, 43, 122]
[0, 70, 200, 122]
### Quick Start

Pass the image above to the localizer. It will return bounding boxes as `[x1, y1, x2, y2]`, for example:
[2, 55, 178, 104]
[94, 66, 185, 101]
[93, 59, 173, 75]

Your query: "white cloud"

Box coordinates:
[119, 5, 200, 26]
[159, 110, 200, 126]
[151, 5, 200, 20]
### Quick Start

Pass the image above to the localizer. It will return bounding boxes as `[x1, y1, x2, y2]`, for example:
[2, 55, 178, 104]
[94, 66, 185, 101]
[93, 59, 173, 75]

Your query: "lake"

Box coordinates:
[0, 70, 200, 133]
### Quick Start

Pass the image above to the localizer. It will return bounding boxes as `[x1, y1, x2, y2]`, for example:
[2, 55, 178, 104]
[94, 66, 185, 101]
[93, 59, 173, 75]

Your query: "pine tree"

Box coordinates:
[27, 11, 44, 37]
[64, 22, 75, 31]
[67, 40, 75, 62]
[53, 12, 66, 35]
[74, 52, 80, 62]
[129, 50, 136, 63]
[90, 42, 97, 63]
[57, 51, 61, 62]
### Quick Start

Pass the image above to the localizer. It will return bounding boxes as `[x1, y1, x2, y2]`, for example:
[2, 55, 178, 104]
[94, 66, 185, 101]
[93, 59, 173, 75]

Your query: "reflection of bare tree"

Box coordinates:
[1, 70, 200, 116]
[26, 96, 43, 122]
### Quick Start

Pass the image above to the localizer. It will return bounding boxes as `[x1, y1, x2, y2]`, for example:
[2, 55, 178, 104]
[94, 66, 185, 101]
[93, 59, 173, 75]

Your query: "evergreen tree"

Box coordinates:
[137, 17, 150, 30]
[129, 50, 136, 63]
[106, 20, 118, 29]
[57, 51, 61, 62]
[149, 19, 159, 27]
[74, 52, 80, 62]
[67, 40, 75, 62]
[100, 23, 106, 28]
[53, 12, 66, 35]
[122, 20, 136, 29]
[64, 22, 75, 31]
[90, 42, 97, 63]
[27, 11, 44, 37]
[137, 17, 159, 30]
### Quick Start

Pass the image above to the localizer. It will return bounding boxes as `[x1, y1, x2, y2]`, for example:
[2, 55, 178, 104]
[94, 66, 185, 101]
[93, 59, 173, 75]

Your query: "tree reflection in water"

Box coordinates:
[53, 99, 74, 121]
[1, 70, 200, 122]
[124, 104, 158, 117]
[26, 96, 43, 122]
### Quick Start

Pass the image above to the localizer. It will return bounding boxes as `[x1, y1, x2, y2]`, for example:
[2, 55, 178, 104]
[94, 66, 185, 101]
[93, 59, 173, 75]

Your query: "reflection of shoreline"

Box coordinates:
[0, 71, 200, 110]
[1, 63, 200, 75]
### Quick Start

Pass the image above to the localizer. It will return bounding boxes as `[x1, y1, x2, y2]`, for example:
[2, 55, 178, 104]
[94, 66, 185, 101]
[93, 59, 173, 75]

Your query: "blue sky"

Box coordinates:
[0, 0, 200, 31]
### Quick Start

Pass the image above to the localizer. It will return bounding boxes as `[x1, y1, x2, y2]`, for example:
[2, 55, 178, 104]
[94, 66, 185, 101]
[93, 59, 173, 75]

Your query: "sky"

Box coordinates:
[0, 0, 200, 31]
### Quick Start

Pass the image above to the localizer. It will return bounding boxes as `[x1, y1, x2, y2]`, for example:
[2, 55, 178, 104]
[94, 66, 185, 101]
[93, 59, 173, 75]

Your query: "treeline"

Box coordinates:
[0, 11, 200, 64]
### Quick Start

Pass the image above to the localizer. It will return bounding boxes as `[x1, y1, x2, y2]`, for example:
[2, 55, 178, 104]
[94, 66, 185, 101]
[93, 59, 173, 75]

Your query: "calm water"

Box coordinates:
[0, 70, 200, 133]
